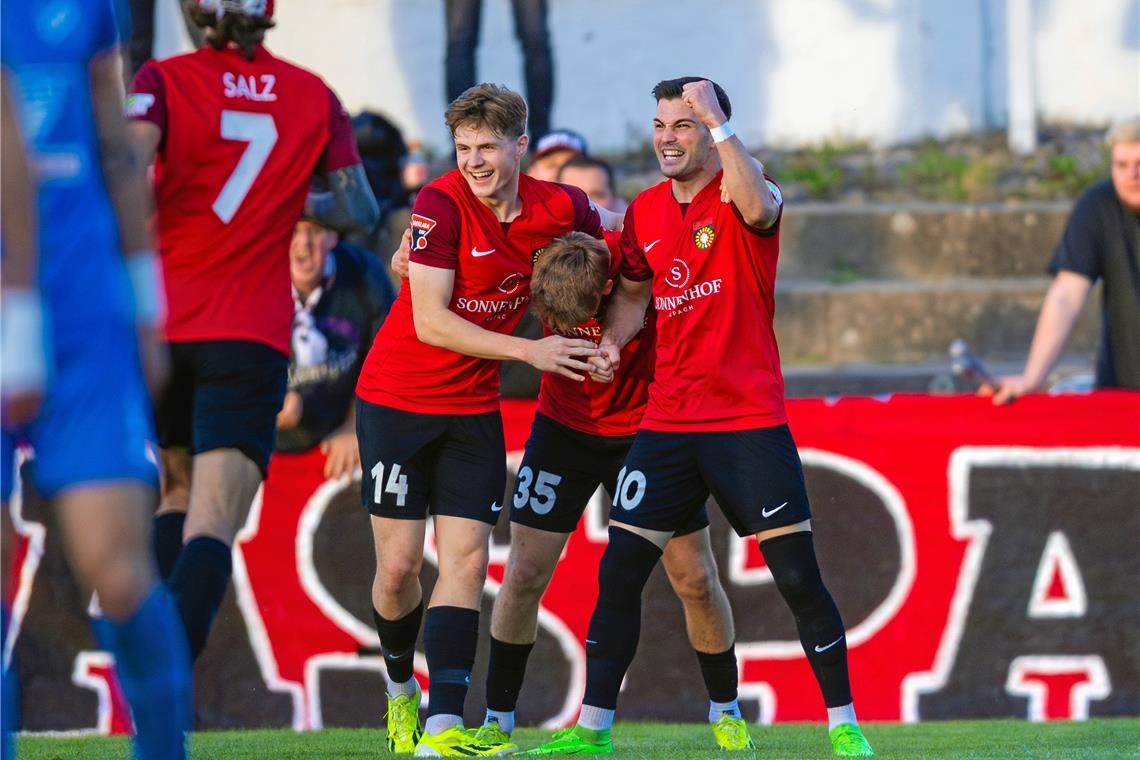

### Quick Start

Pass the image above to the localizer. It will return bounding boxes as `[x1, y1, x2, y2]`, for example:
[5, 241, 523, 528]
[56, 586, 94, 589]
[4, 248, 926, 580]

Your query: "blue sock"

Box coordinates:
[92, 585, 191, 760]
[2, 604, 17, 760]
[152, 512, 186, 581]
[423, 606, 479, 726]
[167, 536, 232, 660]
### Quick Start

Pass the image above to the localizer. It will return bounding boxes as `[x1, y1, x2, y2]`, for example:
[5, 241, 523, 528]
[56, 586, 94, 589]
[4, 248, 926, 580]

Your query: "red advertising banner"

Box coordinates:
[7, 393, 1139, 734]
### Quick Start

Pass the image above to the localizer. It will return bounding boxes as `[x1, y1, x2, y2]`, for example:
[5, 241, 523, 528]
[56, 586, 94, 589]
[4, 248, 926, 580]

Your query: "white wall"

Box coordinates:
[154, 0, 1140, 153]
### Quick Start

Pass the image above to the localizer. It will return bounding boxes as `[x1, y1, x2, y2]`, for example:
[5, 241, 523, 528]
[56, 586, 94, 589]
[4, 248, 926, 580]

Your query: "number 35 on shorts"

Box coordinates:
[614, 467, 646, 511]
[513, 466, 561, 515]
[371, 460, 409, 507]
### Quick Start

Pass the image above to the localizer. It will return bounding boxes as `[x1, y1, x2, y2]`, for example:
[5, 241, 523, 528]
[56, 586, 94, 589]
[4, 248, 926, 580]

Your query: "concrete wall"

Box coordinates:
[154, 0, 1139, 153]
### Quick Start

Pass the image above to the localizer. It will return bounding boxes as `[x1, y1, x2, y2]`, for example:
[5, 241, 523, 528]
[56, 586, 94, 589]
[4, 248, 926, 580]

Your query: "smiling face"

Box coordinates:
[453, 122, 527, 203]
[290, 220, 335, 294]
[653, 97, 715, 181]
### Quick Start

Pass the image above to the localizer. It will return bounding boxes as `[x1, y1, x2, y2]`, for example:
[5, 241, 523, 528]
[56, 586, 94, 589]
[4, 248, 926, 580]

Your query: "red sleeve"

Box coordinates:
[320, 87, 362, 172]
[558, 183, 604, 238]
[408, 187, 462, 269]
[618, 201, 652, 282]
[602, 229, 622, 279]
[127, 61, 167, 134]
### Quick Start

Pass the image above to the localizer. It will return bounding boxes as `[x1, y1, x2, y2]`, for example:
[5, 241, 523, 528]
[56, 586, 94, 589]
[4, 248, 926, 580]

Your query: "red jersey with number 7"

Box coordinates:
[128, 44, 361, 355]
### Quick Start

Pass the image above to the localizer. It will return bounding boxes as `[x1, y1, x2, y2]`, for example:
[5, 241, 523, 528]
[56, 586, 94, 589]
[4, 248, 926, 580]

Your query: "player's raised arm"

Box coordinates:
[304, 90, 380, 234]
[409, 261, 600, 381]
[681, 80, 780, 230]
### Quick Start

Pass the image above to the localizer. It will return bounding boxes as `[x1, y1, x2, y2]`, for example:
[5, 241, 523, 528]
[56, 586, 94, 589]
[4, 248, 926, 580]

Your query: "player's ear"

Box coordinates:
[517, 133, 529, 158]
[602, 279, 615, 296]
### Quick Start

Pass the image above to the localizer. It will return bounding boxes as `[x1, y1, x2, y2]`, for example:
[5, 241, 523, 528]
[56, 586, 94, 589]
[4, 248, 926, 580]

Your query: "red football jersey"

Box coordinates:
[356, 172, 602, 414]
[129, 45, 360, 354]
[537, 230, 655, 437]
[621, 171, 786, 432]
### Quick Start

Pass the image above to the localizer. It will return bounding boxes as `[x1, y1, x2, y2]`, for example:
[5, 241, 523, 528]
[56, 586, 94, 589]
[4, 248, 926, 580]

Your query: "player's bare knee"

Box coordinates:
[85, 555, 153, 618]
[376, 555, 422, 598]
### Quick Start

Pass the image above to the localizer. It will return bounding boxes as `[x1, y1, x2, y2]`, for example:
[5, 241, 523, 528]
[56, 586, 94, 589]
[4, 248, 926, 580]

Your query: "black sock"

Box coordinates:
[695, 645, 739, 704]
[761, 532, 851, 707]
[582, 528, 662, 710]
[423, 606, 479, 719]
[152, 512, 186, 581]
[485, 637, 535, 713]
[373, 602, 423, 685]
[167, 536, 232, 661]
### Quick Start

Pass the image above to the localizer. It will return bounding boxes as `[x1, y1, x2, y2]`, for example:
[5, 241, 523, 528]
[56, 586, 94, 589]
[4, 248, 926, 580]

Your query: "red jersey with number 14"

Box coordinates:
[621, 171, 786, 432]
[129, 45, 360, 355]
[537, 230, 655, 437]
[356, 171, 602, 414]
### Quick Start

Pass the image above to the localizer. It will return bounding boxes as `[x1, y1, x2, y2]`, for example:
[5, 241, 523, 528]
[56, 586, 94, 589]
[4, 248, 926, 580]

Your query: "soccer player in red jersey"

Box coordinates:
[126, 0, 379, 665]
[525, 79, 874, 758]
[464, 231, 752, 752]
[355, 84, 603, 757]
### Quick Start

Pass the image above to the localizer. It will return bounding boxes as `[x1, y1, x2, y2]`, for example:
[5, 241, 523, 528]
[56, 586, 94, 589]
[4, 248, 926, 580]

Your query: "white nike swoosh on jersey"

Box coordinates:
[814, 635, 844, 653]
[471, 247, 496, 257]
[644, 240, 662, 253]
[761, 501, 789, 518]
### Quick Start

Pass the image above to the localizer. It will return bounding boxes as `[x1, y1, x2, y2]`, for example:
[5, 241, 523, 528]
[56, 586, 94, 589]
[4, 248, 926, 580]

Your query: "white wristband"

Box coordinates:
[709, 121, 735, 143]
[126, 250, 166, 327]
[1, 288, 48, 396]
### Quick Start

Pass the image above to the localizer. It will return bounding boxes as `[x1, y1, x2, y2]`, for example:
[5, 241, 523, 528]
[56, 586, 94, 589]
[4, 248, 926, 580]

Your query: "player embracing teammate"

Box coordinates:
[523, 78, 875, 757]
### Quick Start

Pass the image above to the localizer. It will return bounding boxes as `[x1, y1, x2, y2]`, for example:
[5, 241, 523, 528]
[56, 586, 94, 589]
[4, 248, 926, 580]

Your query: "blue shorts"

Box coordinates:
[610, 424, 812, 537]
[511, 412, 708, 536]
[356, 398, 506, 525]
[2, 317, 157, 502]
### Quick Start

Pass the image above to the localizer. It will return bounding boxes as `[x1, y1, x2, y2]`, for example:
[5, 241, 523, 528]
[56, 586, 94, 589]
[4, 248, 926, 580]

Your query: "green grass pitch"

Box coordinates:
[18, 719, 1140, 759]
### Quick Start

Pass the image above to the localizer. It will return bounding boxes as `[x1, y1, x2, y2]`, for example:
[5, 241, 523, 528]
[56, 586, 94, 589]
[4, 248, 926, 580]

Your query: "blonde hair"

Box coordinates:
[1106, 116, 1140, 147]
[531, 232, 611, 332]
[444, 84, 528, 139]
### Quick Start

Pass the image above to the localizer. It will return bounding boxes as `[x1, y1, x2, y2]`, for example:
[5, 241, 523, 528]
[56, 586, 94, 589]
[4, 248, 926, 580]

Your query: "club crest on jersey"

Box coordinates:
[693, 221, 716, 251]
[532, 246, 546, 264]
[410, 214, 437, 251]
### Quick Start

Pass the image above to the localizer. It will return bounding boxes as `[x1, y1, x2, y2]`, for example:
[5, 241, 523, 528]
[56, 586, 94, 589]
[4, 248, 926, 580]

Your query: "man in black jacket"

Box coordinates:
[277, 217, 396, 476]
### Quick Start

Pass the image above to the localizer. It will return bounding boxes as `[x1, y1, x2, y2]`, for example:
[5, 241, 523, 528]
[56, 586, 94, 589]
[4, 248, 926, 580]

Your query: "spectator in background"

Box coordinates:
[349, 110, 417, 274]
[526, 128, 587, 181]
[278, 216, 396, 478]
[446, 0, 553, 144]
[991, 116, 1140, 403]
[559, 154, 625, 213]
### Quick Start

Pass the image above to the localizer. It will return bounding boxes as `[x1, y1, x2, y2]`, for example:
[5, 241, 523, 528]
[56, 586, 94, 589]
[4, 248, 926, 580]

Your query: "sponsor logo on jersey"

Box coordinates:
[222, 72, 278, 102]
[664, 258, 691, 289]
[125, 93, 156, 117]
[654, 278, 724, 318]
[693, 223, 716, 250]
[454, 294, 531, 323]
[498, 272, 525, 294]
[410, 214, 437, 251]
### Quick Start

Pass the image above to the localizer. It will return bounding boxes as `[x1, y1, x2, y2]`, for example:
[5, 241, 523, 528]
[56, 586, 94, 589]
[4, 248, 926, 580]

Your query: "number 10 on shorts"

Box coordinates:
[371, 461, 408, 507]
[614, 467, 646, 511]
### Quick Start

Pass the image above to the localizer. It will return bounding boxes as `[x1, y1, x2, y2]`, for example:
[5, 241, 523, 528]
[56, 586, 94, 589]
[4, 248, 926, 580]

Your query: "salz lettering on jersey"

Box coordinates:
[222, 72, 277, 102]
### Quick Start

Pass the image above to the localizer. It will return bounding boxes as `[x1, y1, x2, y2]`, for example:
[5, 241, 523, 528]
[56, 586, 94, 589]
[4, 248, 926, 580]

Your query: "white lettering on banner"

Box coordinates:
[654, 278, 723, 317]
[223, 72, 278, 102]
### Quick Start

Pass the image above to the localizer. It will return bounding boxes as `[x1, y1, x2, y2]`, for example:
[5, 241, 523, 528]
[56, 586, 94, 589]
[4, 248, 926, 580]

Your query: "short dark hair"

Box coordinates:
[652, 77, 732, 121]
[445, 84, 528, 139]
[557, 155, 615, 194]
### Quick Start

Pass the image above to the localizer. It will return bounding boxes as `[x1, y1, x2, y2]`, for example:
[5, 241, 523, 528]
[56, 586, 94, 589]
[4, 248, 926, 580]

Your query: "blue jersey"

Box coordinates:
[1, 0, 133, 328]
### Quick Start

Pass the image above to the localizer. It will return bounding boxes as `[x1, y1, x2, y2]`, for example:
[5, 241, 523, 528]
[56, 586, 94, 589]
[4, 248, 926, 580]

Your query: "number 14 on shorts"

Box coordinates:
[371, 461, 409, 507]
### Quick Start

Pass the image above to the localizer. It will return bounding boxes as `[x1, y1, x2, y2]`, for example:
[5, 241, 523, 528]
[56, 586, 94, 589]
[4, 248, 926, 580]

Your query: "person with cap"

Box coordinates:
[527, 128, 588, 181]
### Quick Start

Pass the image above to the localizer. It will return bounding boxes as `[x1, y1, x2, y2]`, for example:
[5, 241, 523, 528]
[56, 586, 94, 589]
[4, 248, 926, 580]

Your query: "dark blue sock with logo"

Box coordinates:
[373, 602, 423, 685]
[760, 531, 851, 707]
[423, 606, 479, 722]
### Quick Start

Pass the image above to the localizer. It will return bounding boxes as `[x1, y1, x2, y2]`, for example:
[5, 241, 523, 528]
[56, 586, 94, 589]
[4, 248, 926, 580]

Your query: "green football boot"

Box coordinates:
[519, 726, 613, 756]
[830, 723, 874, 757]
[711, 713, 755, 750]
[384, 686, 422, 754]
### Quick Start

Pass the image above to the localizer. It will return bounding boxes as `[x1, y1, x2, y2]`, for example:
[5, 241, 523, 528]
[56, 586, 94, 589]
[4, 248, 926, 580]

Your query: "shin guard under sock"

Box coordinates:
[760, 532, 852, 707]
[167, 536, 232, 661]
[422, 606, 479, 722]
[582, 528, 662, 711]
[373, 602, 423, 687]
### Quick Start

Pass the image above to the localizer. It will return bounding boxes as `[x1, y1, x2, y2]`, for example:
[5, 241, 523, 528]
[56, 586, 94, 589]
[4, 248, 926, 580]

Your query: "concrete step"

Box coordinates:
[774, 277, 1099, 365]
[778, 202, 1070, 281]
